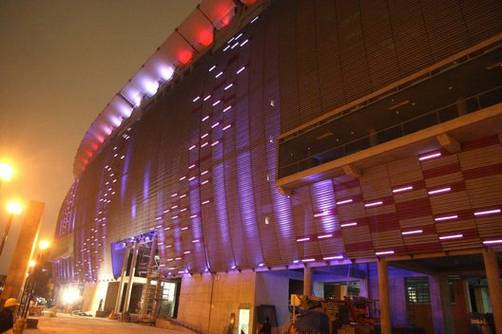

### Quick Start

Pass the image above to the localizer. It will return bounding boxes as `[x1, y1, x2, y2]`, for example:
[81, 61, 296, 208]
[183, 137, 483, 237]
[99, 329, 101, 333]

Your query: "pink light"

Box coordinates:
[192, 239, 200, 243]
[474, 209, 501, 216]
[313, 211, 329, 218]
[181, 227, 189, 231]
[211, 141, 219, 147]
[144, 80, 159, 96]
[419, 152, 442, 161]
[292, 260, 300, 264]
[401, 229, 423, 235]
[159, 65, 174, 81]
[192, 96, 200, 103]
[171, 193, 178, 198]
[223, 106, 232, 112]
[201, 180, 209, 185]
[202, 115, 210, 122]
[189, 145, 197, 151]
[439, 234, 463, 240]
[183, 250, 191, 255]
[296, 237, 310, 242]
[211, 122, 220, 128]
[251, 16, 259, 23]
[201, 142, 209, 148]
[190, 214, 197, 219]
[258, 263, 265, 267]
[393, 186, 413, 193]
[179, 194, 186, 199]
[212, 100, 221, 107]
[336, 199, 352, 205]
[201, 133, 209, 139]
[341, 222, 358, 228]
[375, 250, 394, 256]
[317, 234, 333, 239]
[323, 255, 343, 260]
[428, 187, 451, 195]
[236, 66, 246, 74]
[203, 95, 211, 101]
[434, 215, 458, 222]
[202, 200, 210, 205]
[189, 164, 196, 169]
[364, 201, 383, 208]
[301, 258, 315, 263]
[224, 83, 233, 90]
[201, 170, 209, 176]
[188, 176, 196, 182]
[179, 176, 186, 181]
[483, 239, 502, 245]
[223, 124, 232, 131]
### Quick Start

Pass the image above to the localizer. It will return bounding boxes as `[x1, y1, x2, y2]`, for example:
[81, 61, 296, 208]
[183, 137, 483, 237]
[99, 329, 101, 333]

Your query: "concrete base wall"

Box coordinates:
[177, 271, 256, 334]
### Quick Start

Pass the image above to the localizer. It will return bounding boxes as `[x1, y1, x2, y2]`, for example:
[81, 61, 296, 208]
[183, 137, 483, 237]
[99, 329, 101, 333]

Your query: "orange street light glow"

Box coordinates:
[6, 199, 23, 215]
[39, 239, 51, 250]
[0, 162, 14, 182]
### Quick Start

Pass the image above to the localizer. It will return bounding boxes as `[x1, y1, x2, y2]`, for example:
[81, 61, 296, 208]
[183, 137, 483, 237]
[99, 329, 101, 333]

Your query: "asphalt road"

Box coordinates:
[29, 315, 179, 334]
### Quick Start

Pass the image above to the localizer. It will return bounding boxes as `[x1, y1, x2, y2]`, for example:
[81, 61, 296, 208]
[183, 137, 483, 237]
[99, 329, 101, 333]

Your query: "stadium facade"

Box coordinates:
[52, 0, 502, 333]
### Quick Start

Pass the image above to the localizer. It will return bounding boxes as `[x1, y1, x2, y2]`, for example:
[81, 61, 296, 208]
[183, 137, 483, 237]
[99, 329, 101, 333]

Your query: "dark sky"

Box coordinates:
[0, 1, 198, 240]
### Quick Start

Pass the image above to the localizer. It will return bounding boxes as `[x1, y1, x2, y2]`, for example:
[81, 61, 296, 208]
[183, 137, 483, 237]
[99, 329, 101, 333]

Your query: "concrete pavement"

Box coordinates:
[28, 314, 180, 334]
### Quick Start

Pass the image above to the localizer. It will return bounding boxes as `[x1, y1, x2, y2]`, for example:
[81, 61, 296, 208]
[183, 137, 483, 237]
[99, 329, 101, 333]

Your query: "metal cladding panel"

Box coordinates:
[278, 0, 502, 133]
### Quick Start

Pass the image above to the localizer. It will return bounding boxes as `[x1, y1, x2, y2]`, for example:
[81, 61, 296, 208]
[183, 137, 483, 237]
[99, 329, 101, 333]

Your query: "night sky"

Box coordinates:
[0, 1, 198, 241]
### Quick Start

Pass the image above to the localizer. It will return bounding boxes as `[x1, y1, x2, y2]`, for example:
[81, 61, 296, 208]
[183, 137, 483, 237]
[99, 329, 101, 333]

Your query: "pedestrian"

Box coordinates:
[259, 317, 272, 334]
[0, 298, 19, 333]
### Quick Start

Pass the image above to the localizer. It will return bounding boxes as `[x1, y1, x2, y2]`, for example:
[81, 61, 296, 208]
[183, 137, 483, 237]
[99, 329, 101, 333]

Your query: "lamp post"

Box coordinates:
[0, 199, 24, 257]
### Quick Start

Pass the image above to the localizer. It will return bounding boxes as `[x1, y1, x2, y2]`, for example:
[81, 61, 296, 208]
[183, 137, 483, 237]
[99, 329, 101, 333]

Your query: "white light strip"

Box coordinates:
[201, 180, 209, 185]
[313, 211, 329, 218]
[222, 124, 232, 131]
[208, 65, 216, 72]
[188, 164, 196, 169]
[258, 263, 265, 267]
[419, 152, 442, 161]
[201, 133, 208, 139]
[336, 199, 353, 205]
[203, 94, 211, 101]
[224, 83, 233, 90]
[401, 229, 423, 235]
[236, 66, 246, 74]
[211, 141, 219, 147]
[317, 234, 333, 239]
[483, 239, 502, 245]
[192, 96, 200, 103]
[474, 209, 501, 216]
[223, 45, 231, 52]
[428, 187, 451, 195]
[215, 71, 223, 78]
[434, 215, 458, 222]
[202, 200, 210, 205]
[223, 105, 232, 112]
[180, 227, 188, 231]
[183, 250, 191, 255]
[439, 234, 463, 240]
[364, 201, 383, 208]
[240, 39, 249, 47]
[393, 186, 413, 193]
[231, 42, 239, 49]
[201, 142, 208, 148]
[235, 33, 243, 40]
[341, 222, 358, 228]
[323, 255, 343, 260]
[375, 250, 394, 256]
[201, 170, 208, 176]
[211, 122, 220, 129]
[190, 214, 197, 219]
[201, 115, 210, 122]
[192, 239, 200, 243]
[301, 258, 316, 263]
[296, 237, 310, 242]
[188, 145, 196, 151]
[212, 100, 221, 107]
[251, 16, 259, 23]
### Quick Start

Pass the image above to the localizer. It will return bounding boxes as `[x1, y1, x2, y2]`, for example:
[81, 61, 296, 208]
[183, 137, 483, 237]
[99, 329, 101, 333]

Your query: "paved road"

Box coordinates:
[29, 315, 179, 334]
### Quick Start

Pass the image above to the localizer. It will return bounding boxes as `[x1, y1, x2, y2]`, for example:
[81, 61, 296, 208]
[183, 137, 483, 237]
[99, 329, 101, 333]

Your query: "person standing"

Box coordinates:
[0, 298, 19, 333]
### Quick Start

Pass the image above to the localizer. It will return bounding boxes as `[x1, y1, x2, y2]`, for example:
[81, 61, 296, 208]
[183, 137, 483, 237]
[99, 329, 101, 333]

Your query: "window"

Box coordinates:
[405, 277, 431, 304]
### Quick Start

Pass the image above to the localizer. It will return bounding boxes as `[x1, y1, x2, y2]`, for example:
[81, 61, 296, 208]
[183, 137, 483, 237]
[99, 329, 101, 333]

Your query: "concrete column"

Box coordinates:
[456, 97, 467, 116]
[123, 244, 139, 314]
[303, 264, 312, 297]
[377, 258, 391, 334]
[482, 248, 502, 333]
[437, 274, 453, 334]
[114, 246, 131, 314]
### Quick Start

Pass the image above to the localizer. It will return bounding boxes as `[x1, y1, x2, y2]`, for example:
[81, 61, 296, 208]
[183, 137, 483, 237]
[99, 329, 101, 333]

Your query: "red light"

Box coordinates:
[177, 50, 193, 65]
[198, 29, 213, 47]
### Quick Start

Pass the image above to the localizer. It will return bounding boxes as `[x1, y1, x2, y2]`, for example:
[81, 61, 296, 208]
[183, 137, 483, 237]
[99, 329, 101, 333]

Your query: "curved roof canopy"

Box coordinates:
[73, 0, 258, 176]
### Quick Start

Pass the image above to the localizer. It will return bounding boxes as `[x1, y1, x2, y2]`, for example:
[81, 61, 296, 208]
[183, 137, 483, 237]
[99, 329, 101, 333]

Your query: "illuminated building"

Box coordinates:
[53, 0, 502, 333]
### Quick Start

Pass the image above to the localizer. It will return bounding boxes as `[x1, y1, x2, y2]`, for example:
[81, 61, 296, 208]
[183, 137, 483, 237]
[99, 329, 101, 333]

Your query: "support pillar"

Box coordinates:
[377, 258, 391, 334]
[438, 274, 454, 334]
[482, 248, 502, 333]
[113, 246, 131, 315]
[303, 264, 312, 297]
[123, 243, 139, 314]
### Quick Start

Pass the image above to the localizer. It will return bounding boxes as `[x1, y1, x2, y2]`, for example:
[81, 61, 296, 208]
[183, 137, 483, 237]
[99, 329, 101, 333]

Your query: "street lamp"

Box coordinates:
[39, 239, 51, 251]
[0, 199, 24, 257]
